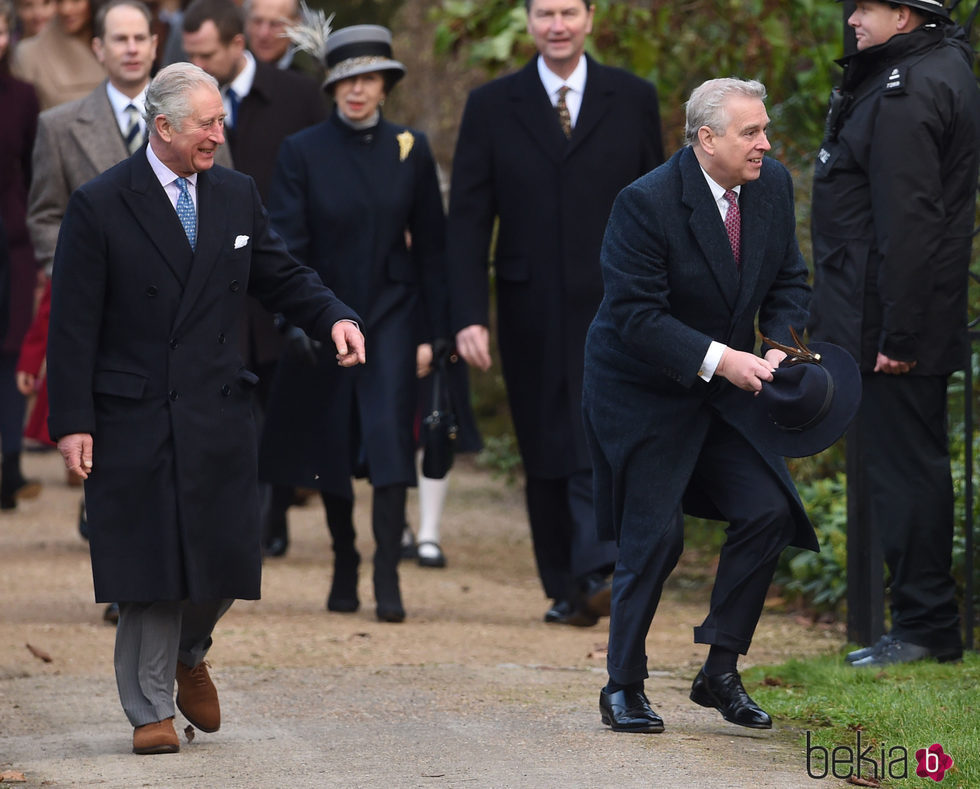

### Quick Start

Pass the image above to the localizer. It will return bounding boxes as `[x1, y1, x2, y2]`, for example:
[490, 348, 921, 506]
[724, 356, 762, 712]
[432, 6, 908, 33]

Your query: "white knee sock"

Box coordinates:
[416, 448, 449, 550]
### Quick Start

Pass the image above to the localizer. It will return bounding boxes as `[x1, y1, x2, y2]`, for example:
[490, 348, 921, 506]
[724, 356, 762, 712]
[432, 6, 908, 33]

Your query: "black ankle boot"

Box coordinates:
[327, 549, 360, 612]
[1, 452, 41, 510]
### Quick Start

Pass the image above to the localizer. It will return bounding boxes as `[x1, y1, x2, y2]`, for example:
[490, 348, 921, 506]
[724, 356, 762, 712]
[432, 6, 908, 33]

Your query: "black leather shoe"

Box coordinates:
[850, 638, 962, 668]
[103, 602, 120, 625]
[580, 573, 612, 618]
[845, 634, 894, 663]
[599, 686, 664, 733]
[690, 669, 772, 729]
[543, 599, 598, 627]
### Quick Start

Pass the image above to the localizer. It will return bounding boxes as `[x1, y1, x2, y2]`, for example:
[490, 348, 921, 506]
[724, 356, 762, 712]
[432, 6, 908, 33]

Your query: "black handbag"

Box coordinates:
[421, 342, 459, 480]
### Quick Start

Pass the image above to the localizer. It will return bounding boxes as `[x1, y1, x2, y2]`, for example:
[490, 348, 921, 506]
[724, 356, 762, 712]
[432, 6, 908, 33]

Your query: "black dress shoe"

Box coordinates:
[599, 686, 665, 733]
[580, 573, 612, 618]
[543, 599, 598, 627]
[690, 669, 772, 729]
[103, 602, 120, 625]
[850, 638, 962, 668]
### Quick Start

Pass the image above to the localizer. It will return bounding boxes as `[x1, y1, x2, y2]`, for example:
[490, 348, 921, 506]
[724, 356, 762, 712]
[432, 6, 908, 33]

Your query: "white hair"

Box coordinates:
[685, 78, 767, 147]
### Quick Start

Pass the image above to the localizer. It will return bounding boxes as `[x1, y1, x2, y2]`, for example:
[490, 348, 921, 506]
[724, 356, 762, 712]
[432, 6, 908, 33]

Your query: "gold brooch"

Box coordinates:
[397, 131, 414, 162]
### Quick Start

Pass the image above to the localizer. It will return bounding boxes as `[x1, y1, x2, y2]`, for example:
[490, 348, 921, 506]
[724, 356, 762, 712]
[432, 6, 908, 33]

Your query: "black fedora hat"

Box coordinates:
[744, 339, 861, 458]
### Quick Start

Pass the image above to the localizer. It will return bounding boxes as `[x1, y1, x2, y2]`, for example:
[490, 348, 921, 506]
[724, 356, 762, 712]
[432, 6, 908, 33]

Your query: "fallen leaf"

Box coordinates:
[846, 776, 880, 787]
[183, 725, 195, 743]
[25, 643, 52, 663]
[0, 770, 27, 782]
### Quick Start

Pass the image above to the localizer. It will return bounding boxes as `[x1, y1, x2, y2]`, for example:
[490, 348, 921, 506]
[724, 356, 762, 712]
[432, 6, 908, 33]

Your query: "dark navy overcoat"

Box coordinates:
[583, 147, 818, 570]
[259, 112, 449, 497]
[46, 153, 359, 603]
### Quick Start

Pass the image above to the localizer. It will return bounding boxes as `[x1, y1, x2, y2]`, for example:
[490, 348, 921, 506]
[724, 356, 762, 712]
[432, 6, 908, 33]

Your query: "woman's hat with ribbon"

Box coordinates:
[746, 328, 861, 458]
[322, 24, 405, 90]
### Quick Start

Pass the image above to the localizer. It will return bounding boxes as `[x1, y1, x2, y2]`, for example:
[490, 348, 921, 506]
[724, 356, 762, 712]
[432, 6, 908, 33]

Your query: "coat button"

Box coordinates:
[169, 338, 179, 349]
[217, 332, 226, 344]
[146, 285, 158, 297]
[229, 280, 240, 292]
[220, 384, 231, 397]
[169, 390, 178, 401]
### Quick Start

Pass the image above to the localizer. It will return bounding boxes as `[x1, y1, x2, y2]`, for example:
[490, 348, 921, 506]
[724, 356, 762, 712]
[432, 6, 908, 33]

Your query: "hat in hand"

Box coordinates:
[746, 332, 861, 458]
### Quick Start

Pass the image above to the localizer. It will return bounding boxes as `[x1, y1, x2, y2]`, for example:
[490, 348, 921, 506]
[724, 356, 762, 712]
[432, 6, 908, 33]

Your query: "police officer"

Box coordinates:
[809, 0, 980, 667]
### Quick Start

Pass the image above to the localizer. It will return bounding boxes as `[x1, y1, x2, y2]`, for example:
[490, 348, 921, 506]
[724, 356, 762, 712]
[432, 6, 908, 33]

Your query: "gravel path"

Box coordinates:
[1, 450, 846, 787]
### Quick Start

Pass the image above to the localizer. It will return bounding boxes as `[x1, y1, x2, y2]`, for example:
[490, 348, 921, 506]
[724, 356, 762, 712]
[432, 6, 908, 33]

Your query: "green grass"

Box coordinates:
[742, 652, 979, 787]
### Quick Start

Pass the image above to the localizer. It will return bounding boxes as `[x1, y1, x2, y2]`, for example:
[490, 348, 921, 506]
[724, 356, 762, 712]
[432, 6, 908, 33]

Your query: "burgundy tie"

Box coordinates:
[723, 189, 741, 266]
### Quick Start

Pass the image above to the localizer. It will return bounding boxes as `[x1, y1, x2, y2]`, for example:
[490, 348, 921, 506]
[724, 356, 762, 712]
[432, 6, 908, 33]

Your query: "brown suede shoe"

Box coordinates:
[132, 717, 179, 755]
[176, 660, 220, 732]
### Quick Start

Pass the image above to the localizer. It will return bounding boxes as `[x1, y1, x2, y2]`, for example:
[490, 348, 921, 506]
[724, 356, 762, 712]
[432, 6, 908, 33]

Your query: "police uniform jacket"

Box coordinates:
[46, 153, 360, 603]
[259, 112, 449, 497]
[809, 24, 980, 375]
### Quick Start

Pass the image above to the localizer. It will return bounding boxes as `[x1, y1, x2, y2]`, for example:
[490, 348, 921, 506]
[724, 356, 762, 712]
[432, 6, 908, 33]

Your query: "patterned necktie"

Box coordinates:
[723, 189, 741, 267]
[556, 85, 572, 139]
[175, 177, 197, 251]
[123, 104, 142, 155]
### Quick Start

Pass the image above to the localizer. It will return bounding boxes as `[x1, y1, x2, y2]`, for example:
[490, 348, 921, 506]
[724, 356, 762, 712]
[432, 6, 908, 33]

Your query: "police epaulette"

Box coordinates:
[883, 65, 906, 95]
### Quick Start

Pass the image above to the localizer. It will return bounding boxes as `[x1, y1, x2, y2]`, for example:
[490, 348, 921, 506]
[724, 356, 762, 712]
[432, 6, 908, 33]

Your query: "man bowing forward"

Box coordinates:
[583, 78, 814, 734]
[46, 62, 365, 755]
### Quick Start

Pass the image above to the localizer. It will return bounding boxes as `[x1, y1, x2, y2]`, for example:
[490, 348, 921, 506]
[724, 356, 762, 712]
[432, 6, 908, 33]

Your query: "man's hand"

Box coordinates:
[874, 352, 916, 375]
[58, 433, 93, 480]
[716, 348, 776, 392]
[331, 320, 366, 367]
[456, 324, 491, 371]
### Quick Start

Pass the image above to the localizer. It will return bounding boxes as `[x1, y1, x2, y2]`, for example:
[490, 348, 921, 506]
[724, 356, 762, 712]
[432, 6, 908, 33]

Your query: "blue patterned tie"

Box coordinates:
[175, 177, 197, 250]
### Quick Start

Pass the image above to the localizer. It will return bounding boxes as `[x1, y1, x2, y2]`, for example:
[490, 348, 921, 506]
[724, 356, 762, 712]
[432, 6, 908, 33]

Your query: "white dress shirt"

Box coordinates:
[537, 54, 587, 128]
[224, 50, 256, 124]
[105, 81, 147, 139]
[696, 168, 742, 382]
[146, 142, 198, 214]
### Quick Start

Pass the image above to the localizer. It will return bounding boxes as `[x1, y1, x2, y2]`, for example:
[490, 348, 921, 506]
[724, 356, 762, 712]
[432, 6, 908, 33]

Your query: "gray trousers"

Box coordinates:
[114, 599, 233, 727]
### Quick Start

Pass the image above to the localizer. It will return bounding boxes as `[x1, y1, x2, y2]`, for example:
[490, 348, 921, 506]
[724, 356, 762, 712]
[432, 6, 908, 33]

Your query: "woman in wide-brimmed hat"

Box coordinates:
[259, 24, 468, 622]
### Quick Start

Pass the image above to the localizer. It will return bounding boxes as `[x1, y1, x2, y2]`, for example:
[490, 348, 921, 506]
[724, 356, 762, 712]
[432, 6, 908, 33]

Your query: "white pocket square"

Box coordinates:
[234, 235, 249, 249]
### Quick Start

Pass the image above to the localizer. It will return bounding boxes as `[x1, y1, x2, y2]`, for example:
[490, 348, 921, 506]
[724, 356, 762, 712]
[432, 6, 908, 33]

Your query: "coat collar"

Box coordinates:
[678, 146, 772, 314]
[508, 54, 611, 162]
[122, 151, 229, 329]
[68, 82, 130, 174]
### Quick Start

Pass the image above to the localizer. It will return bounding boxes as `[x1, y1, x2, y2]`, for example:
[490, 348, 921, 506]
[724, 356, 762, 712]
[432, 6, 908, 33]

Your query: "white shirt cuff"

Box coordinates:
[698, 341, 727, 382]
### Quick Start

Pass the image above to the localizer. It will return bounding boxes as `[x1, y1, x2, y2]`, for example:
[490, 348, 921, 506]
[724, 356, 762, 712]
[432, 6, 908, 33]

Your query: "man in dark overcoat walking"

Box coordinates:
[447, 0, 664, 626]
[45, 62, 364, 755]
[583, 78, 814, 733]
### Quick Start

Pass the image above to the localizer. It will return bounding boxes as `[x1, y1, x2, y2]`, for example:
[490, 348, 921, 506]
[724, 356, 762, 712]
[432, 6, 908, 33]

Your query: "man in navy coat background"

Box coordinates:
[583, 78, 814, 734]
[447, 0, 664, 627]
[45, 62, 364, 755]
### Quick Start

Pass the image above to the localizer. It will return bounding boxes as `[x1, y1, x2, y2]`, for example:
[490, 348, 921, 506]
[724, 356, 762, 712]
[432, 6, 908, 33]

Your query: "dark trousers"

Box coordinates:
[859, 374, 961, 650]
[526, 470, 618, 602]
[606, 418, 795, 686]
